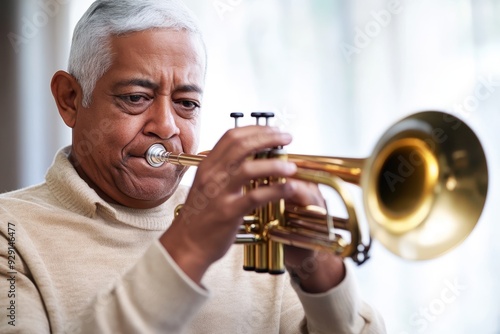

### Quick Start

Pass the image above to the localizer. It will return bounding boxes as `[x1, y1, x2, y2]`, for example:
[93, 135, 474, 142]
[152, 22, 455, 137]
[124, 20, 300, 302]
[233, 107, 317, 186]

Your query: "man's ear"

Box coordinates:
[51, 70, 83, 128]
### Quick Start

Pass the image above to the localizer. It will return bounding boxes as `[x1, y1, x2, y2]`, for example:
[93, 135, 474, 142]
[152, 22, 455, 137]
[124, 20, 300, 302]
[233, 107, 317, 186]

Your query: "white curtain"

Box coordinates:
[6, 0, 499, 333]
[183, 2, 500, 332]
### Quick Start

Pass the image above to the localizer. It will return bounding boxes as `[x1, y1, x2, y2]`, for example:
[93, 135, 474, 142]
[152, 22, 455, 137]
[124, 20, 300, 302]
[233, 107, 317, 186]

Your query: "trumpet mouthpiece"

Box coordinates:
[146, 143, 169, 168]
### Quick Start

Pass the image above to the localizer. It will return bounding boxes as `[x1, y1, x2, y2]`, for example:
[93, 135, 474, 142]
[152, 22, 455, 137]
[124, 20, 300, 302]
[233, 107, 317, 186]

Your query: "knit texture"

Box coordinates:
[0, 147, 385, 333]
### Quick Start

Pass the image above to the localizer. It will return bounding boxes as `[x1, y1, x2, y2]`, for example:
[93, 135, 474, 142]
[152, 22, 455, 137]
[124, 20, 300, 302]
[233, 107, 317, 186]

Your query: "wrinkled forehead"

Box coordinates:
[100, 29, 206, 93]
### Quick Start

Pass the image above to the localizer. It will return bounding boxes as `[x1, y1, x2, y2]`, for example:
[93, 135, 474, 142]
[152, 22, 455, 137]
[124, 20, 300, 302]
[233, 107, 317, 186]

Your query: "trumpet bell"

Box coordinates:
[364, 111, 488, 260]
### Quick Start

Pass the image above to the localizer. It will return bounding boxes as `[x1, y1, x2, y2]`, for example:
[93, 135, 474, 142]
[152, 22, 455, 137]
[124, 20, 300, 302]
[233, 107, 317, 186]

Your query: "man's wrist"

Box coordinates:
[290, 253, 346, 294]
[160, 225, 210, 286]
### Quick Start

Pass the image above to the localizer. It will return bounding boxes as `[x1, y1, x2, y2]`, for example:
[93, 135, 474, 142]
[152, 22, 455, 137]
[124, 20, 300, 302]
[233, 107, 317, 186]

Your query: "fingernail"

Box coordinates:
[286, 162, 297, 173]
[281, 132, 293, 141]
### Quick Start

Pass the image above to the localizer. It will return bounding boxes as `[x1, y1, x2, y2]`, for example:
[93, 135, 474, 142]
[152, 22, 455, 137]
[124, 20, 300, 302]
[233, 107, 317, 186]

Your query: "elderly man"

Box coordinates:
[0, 0, 385, 333]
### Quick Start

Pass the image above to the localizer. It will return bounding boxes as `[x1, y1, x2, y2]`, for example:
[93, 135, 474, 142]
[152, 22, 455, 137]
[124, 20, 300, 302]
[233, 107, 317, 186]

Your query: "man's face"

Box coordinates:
[71, 29, 205, 209]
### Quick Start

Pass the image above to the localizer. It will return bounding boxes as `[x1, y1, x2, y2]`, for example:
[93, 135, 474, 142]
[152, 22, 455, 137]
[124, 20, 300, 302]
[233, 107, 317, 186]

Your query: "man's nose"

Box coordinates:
[144, 98, 180, 140]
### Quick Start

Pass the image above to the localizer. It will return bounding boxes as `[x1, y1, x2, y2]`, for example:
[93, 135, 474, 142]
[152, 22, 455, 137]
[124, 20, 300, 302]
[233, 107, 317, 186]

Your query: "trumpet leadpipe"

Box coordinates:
[146, 143, 205, 167]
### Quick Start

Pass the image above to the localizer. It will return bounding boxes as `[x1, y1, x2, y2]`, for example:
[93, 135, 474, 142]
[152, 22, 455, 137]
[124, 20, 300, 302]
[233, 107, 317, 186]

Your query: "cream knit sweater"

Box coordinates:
[0, 147, 385, 333]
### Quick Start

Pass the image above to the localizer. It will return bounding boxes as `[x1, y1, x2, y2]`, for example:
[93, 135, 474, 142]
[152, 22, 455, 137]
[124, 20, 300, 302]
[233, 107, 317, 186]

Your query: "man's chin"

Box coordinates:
[115, 193, 175, 209]
[116, 180, 181, 208]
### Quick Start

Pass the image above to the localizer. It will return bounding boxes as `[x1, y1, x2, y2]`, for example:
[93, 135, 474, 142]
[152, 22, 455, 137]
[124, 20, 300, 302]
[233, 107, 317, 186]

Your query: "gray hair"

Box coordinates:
[68, 0, 203, 107]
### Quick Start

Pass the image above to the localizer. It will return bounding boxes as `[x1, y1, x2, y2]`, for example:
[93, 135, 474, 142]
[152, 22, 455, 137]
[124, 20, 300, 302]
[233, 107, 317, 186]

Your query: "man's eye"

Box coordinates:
[123, 94, 148, 104]
[114, 94, 153, 114]
[179, 100, 200, 110]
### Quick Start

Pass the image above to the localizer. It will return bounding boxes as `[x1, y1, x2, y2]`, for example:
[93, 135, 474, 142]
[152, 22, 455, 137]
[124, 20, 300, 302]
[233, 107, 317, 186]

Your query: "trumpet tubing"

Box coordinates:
[146, 111, 488, 273]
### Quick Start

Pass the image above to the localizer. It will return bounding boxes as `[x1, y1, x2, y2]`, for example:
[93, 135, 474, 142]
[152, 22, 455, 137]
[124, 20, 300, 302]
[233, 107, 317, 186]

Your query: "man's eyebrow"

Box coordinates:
[113, 79, 159, 90]
[176, 84, 204, 95]
[112, 81, 203, 95]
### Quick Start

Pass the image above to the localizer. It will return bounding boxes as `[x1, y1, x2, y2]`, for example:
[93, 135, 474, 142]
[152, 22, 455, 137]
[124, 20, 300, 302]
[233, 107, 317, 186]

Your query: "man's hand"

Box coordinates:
[160, 126, 298, 285]
[283, 180, 346, 293]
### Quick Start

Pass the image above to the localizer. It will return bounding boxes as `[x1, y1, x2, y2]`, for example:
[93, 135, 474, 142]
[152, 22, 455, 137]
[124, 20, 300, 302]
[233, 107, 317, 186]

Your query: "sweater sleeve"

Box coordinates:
[0, 207, 67, 334]
[289, 262, 386, 334]
[0, 226, 52, 334]
[68, 240, 209, 334]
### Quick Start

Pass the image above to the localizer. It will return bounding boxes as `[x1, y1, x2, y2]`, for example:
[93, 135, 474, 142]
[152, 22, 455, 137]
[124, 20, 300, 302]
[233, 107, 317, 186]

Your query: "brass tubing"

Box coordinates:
[171, 153, 206, 166]
[242, 181, 257, 271]
[253, 153, 270, 273]
[163, 152, 206, 166]
[288, 155, 364, 184]
[266, 149, 287, 274]
[267, 225, 346, 254]
[243, 244, 256, 271]
[267, 240, 284, 274]
[146, 144, 361, 261]
[285, 204, 350, 232]
[146, 144, 206, 167]
[253, 200, 269, 272]
[254, 243, 268, 272]
[236, 234, 260, 243]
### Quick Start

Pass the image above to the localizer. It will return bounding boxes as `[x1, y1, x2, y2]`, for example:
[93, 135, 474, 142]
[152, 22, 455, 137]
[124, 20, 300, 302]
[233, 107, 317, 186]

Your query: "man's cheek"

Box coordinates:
[183, 121, 201, 154]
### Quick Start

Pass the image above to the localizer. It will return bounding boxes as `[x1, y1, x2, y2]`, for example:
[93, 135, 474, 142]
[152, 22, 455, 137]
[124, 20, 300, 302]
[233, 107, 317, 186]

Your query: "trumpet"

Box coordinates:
[146, 111, 488, 274]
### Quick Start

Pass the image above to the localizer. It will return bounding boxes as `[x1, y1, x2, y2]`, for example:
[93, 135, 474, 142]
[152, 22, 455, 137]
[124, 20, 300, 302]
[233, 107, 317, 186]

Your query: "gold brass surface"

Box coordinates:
[147, 111, 489, 271]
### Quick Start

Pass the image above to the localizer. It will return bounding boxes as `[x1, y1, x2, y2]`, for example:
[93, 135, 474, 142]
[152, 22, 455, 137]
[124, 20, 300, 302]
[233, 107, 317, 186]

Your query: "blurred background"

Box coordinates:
[1, 0, 499, 333]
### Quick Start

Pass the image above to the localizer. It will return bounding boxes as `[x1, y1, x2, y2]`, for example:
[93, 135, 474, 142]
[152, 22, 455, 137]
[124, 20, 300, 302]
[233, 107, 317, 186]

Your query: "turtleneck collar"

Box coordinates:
[46, 146, 189, 231]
